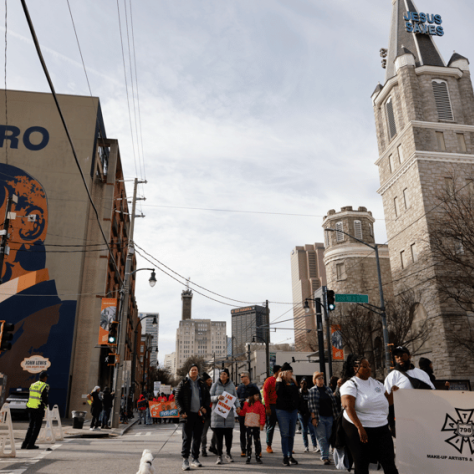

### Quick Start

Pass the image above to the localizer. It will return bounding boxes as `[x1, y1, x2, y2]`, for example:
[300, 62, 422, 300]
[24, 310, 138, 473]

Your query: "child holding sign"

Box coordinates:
[239, 386, 266, 464]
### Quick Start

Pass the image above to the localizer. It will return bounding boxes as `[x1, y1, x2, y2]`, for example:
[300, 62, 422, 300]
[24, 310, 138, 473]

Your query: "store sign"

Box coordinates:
[404, 12, 444, 36]
[21, 355, 51, 374]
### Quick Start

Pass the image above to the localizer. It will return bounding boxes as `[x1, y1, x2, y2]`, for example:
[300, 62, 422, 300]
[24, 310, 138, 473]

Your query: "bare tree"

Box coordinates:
[148, 367, 179, 387]
[176, 355, 209, 377]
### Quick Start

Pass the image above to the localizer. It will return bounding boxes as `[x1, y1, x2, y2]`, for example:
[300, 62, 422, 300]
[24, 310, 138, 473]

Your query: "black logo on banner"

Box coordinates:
[441, 408, 474, 454]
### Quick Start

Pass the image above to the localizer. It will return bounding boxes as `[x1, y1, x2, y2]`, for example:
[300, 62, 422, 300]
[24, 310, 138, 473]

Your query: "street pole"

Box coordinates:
[375, 245, 392, 372]
[321, 287, 333, 379]
[265, 300, 270, 378]
[111, 177, 140, 428]
[315, 298, 326, 385]
[247, 343, 251, 378]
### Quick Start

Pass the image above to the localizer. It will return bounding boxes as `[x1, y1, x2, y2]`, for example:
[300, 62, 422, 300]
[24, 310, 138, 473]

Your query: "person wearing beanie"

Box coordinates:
[419, 358, 450, 389]
[210, 368, 240, 464]
[263, 364, 281, 453]
[275, 363, 299, 466]
[239, 384, 266, 464]
[200, 372, 214, 457]
[237, 371, 259, 457]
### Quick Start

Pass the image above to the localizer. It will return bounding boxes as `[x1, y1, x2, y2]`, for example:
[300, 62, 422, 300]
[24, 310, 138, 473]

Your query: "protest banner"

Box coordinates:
[148, 400, 179, 419]
[394, 389, 474, 474]
[215, 391, 236, 419]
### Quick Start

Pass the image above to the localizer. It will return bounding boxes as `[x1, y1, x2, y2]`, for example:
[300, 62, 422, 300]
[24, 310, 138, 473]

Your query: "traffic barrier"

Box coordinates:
[36, 408, 56, 444]
[0, 403, 16, 458]
[49, 405, 64, 441]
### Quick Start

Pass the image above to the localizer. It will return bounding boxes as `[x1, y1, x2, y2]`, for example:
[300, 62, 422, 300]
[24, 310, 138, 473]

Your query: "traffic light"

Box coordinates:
[327, 290, 336, 311]
[0, 321, 15, 351]
[107, 321, 118, 346]
[106, 353, 119, 366]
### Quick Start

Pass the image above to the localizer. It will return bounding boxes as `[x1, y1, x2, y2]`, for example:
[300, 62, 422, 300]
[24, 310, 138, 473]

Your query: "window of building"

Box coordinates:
[398, 145, 404, 164]
[436, 131, 446, 151]
[324, 229, 329, 247]
[394, 197, 399, 217]
[388, 154, 394, 173]
[410, 243, 418, 263]
[386, 96, 397, 139]
[336, 222, 344, 242]
[336, 262, 346, 281]
[457, 133, 467, 153]
[369, 223, 373, 236]
[354, 220, 363, 240]
[140, 346, 144, 353]
[140, 356, 143, 363]
[403, 188, 410, 209]
[400, 250, 405, 269]
[432, 80, 454, 122]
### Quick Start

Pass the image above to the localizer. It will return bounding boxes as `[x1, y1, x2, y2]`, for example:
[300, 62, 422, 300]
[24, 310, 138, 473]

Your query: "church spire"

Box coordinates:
[385, 0, 445, 83]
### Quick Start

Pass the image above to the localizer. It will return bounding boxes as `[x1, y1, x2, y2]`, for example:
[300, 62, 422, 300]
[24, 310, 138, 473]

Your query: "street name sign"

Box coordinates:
[335, 294, 369, 304]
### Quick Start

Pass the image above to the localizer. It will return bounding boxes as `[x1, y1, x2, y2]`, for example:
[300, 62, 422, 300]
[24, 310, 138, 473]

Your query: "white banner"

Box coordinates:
[395, 389, 474, 474]
[214, 391, 236, 419]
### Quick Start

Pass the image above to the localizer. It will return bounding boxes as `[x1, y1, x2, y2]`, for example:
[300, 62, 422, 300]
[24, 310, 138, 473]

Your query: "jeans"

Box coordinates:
[246, 427, 262, 458]
[101, 407, 111, 428]
[315, 415, 333, 460]
[298, 414, 317, 448]
[276, 408, 298, 458]
[238, 415, 247, 452]
[342, 418, 399, 474]
[138, 410, 146, 424]
[266, 404, 277, 446]
[212, 427, 233, 456]
[181, 412, 204, 459]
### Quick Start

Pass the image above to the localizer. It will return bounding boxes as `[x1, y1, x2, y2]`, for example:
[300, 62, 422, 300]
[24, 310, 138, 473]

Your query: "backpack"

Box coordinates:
[394, 370, 433, 390]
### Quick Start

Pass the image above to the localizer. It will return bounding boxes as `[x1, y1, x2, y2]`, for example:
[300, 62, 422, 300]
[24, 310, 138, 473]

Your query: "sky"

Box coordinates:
[2, 0, 473, 364]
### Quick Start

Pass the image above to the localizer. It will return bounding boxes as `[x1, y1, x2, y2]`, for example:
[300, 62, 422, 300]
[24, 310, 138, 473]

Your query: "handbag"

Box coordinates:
[244, 411, 260, 428]
[333, 447, 352, 470]
[394, 369, 432, 390]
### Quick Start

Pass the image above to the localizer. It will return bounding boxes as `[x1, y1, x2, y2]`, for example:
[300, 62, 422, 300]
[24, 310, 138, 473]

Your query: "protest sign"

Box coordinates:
[215, 391, 236, 419]
[394, 389, 474, 474]
[148, 400, 179, 419]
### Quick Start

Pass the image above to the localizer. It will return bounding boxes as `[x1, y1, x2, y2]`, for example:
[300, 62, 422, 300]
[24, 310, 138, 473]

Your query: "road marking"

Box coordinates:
[134, 432, 142, 436]
[146, 432, 151, 436]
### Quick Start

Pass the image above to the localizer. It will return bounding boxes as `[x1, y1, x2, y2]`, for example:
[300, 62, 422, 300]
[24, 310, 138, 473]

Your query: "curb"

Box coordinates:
[117, 417, 139, 436]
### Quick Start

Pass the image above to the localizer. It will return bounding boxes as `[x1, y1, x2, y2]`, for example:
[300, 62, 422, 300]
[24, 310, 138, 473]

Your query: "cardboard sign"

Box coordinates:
[148, 400, 179, 418]
[215, 391, 236, 419]
[395, 389, 474, 474]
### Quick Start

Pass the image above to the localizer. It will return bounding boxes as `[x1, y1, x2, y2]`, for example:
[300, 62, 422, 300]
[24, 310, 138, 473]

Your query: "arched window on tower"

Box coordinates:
[432, 80, 454, 122]
[336, 222, 344, 242]
[386, 96, 397, 140]
[354, 220, 363, 240]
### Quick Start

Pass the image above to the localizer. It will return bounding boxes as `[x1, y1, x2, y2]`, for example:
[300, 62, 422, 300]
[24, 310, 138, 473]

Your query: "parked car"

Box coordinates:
[6, 388, 29, 420]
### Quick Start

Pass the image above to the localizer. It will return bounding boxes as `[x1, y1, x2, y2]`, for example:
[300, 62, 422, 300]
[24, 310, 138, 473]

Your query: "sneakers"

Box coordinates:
[201, 450, 207, 457]
[182, 459, 190, 471]
[191, 458, 202, 467]
[296, 429, 302, 434]
[256, 456, 263, 464]
[323, 459, 331, 465]
[246, 457, 251, 464]
[225, 454, 233, 463]
[304, 447, 309, 452]
[282, 456, 290, 466]
[89, 427, 94, 431]
[241, 451, 246, 457]
[313, 446, 320, 453]
[289, 456, 299, 465]
[216, 456, 222, 465]
[208, 446, 217, 455]
[266, 445, 273, 453]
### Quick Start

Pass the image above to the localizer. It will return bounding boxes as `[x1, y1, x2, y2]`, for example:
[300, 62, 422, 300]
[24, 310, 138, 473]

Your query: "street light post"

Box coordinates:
[324, 228, 392, 373]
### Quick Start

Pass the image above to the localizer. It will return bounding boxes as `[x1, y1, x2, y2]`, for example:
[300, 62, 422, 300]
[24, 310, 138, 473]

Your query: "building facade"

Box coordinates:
[139, 312, 159, 367]
[371, 0, 474, 383]
[0, 90, 141, 416]
[290, 244, 326, 351]
[164, 352, 177, 376]
[231, 306, 269, 358]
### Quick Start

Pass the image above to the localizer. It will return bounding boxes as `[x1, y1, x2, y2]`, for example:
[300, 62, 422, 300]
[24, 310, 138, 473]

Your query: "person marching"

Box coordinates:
[200, 372, 213, 457]
[22, 371, 49, 450]
[236, 371, 259, 457]
[262, 364, 281, 453]
[239, 385, 266, 465]
[88, 385, 102, 430]
[137, 392, 147, 425]
[298, 378, 318, 453]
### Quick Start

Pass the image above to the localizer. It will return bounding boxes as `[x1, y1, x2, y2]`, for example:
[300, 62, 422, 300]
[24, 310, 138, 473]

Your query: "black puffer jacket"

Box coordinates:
[276, 381, 299, 411]
[175, 376, 211, 415]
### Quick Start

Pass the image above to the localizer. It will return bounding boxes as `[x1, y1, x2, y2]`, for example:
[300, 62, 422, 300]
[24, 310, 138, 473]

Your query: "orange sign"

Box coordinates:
[98, 298, 117, 345]
[149, 401, 179, 418]
[331, 324, 344, 361]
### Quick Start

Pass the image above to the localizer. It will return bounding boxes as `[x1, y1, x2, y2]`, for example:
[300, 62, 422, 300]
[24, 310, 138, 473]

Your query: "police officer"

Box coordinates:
[21, 371, 49, 450]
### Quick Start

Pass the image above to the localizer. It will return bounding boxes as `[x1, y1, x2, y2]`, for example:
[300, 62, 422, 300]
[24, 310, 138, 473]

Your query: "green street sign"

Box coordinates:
[335, 294, 369, 304]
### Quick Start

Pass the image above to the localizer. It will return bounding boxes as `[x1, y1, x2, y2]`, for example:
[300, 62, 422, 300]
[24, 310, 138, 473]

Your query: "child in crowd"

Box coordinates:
[239, 386, 266, 464]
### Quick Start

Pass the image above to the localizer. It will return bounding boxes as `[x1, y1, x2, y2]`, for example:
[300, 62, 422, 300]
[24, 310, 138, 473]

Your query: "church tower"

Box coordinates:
[372, 0, 474, 382]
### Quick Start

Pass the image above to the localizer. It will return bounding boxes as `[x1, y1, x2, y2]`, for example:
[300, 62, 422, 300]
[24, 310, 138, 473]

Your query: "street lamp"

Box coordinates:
[324, 227, 392, 373]
[149, 270, 157, 288]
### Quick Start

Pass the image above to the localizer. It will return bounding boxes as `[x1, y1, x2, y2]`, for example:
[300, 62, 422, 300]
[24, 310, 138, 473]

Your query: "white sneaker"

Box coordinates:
[313, 446, 320, 453]
[304, 447, 309, 453]
[225, 454, 234, 463]
[89, 427, 94, 431]
[191, 458, 202, 468]
[216, 456, 222, 465]
[296, 430, 302, 434]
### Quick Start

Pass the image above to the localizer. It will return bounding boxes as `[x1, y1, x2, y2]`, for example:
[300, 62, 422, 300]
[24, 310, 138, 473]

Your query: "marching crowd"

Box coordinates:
[173, 345, 437, 473]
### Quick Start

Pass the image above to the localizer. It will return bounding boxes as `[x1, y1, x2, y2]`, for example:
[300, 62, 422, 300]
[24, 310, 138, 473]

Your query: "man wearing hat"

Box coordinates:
[175, 364, 211, 471]
[384, 346, 435, 396]
[22, 371, 49, 450]
[237, 371, 259, 457]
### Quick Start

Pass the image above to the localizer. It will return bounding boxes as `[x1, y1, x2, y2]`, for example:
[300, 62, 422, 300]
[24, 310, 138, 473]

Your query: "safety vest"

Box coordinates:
[26, 381, 48, 409]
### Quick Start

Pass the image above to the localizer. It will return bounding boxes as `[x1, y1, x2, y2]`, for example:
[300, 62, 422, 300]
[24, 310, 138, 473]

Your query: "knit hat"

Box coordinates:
[38, 371, 49, 380]
[201, 372, 211, 382]
[247, 385, 260, 397]
[281, 362, 293, 372]
[189, 364, 199, 371]
[419, 357, 432, 371]
[220, 368, 230, 377]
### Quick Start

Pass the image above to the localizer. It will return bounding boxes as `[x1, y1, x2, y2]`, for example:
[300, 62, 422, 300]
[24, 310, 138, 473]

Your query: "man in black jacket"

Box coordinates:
[175, 365, 211, 471]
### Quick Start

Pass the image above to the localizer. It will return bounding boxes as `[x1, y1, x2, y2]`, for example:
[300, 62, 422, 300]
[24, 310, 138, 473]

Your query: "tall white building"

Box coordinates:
[164, 352, 177, 376]
[176, 319, 227, 370]
[139, 312, 159, 367]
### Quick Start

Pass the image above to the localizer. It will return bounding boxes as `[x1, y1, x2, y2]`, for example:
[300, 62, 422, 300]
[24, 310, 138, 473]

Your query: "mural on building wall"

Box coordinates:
[0, 163, 76, 415]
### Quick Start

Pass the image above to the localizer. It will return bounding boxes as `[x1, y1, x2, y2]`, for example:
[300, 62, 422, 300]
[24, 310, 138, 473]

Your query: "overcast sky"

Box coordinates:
[2, 0, 473, 363]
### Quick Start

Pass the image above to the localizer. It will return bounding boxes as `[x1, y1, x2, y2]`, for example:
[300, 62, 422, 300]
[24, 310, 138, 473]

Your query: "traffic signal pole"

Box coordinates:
[314, 298, 326, 385]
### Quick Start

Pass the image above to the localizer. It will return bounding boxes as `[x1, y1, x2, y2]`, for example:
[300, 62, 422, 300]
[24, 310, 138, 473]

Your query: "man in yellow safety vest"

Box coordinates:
[21, 371, 49, 450]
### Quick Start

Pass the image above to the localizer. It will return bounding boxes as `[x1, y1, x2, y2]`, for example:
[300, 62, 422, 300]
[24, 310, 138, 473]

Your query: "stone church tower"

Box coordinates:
[372, 0, 474, 383]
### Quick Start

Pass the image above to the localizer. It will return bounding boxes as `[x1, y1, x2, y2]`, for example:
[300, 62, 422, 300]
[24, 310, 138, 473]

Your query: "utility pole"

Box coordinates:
[315, 298, 326, 385]
[265, 300, 270, 379]
[321, 287, 333, 379]
[0, 194, 18, 283]
[111, 177, 145, 428]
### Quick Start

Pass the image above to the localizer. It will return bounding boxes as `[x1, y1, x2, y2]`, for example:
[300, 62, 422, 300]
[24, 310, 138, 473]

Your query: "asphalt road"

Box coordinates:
[1, 418, 342, 474]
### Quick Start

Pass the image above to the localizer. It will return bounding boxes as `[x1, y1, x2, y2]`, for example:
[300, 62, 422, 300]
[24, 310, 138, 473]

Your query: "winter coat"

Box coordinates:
[237, 382, 259, 406]
[175, 376, 211, 416]
[275, 381, 299, 411]
[137, 394, 147, 411]
[210, 379, 240, 429]
[298, 389, 311, 417]
[240, 400, 266, 426]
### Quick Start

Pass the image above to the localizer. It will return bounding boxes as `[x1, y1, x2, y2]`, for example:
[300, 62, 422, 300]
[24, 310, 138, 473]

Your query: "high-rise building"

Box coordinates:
[231, 306, 269, 357]
[139, 312, 159, 367]
[290, 244, 326, 351]
[176, 320, 226, 369]
[371, 1, 474, 382]
[164, 352, 177, 376]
